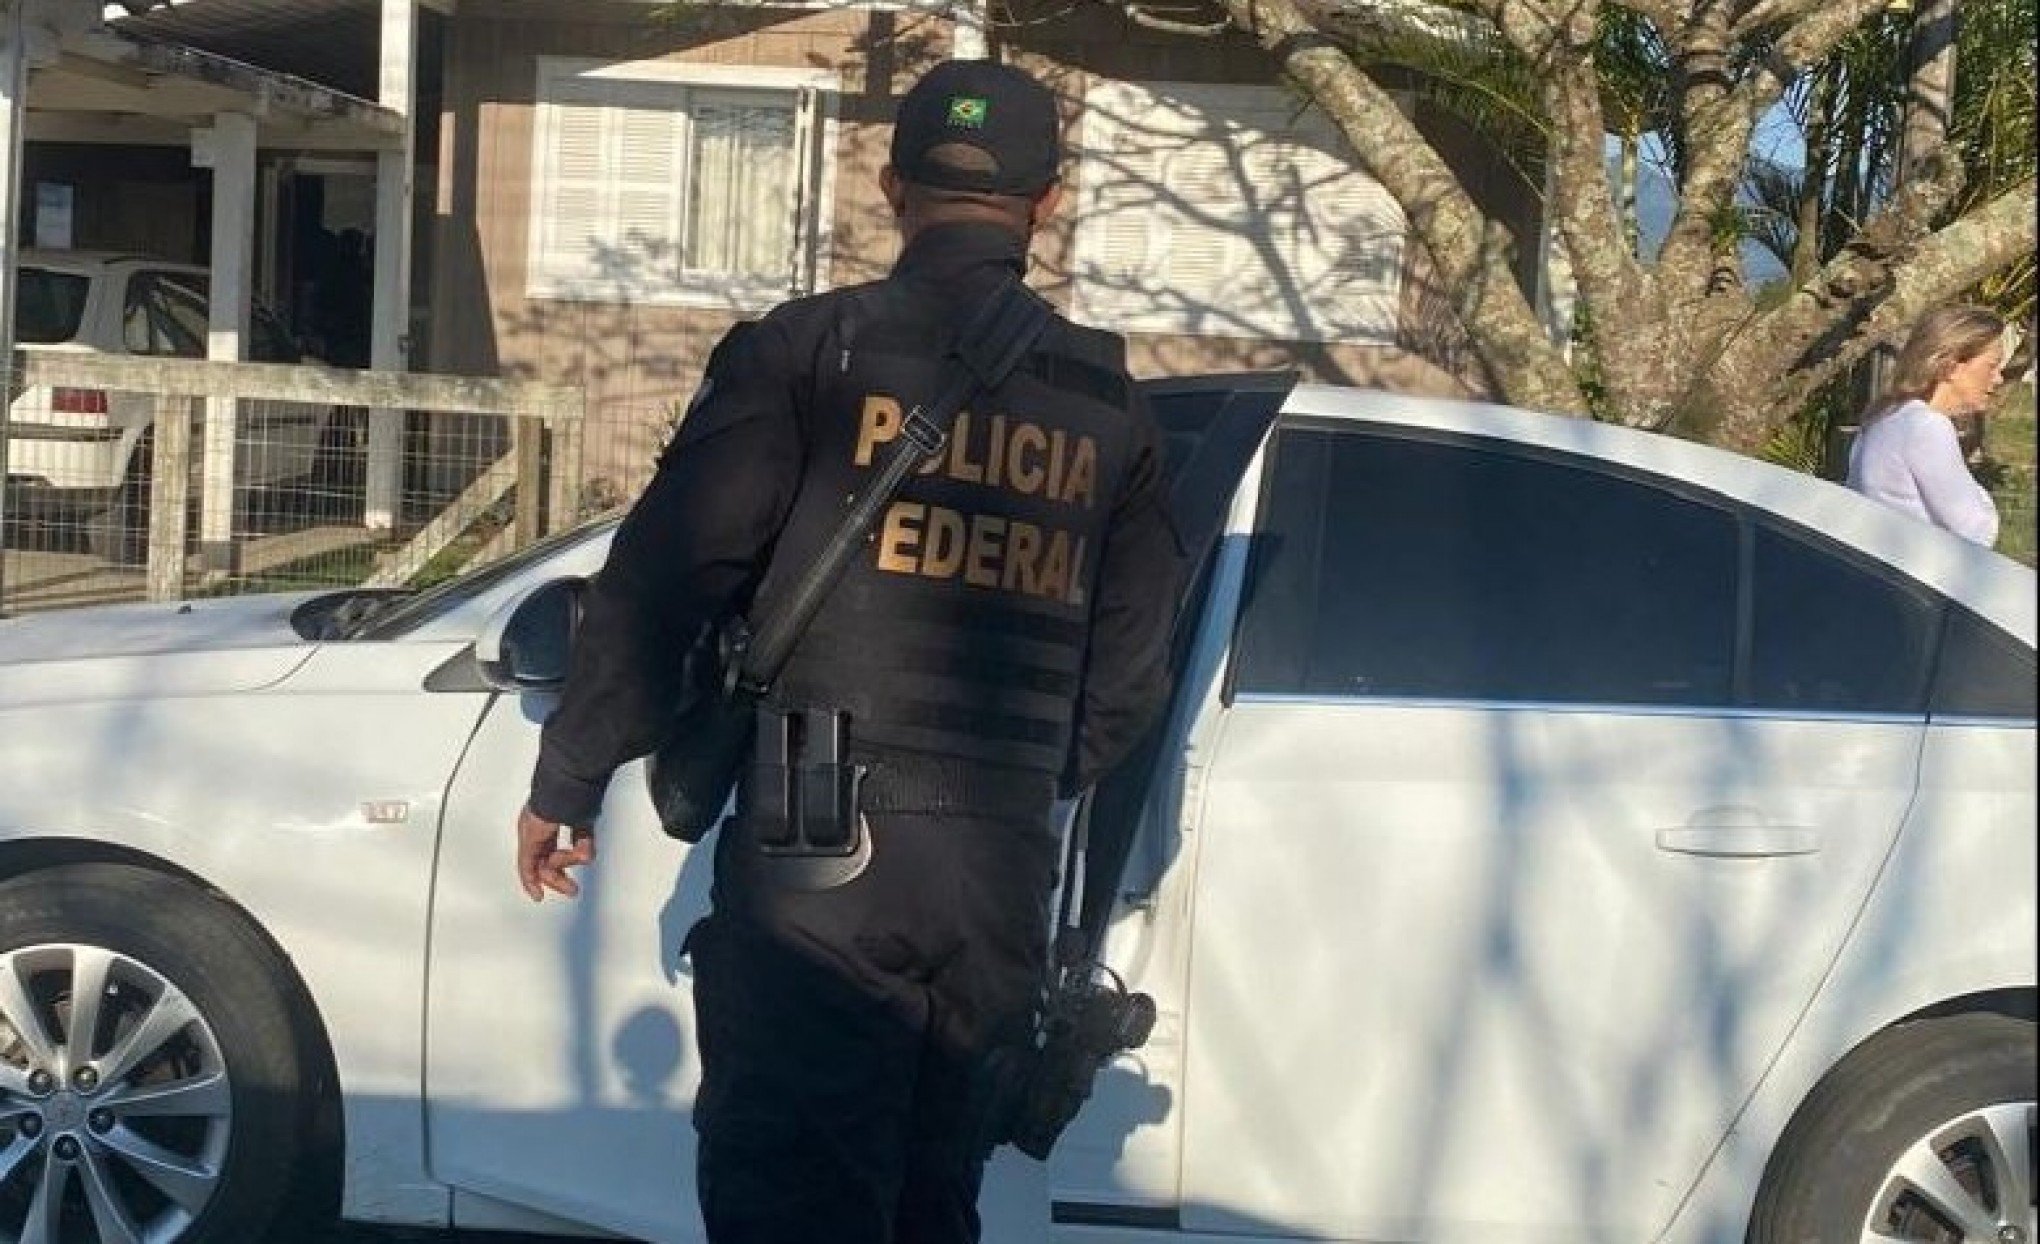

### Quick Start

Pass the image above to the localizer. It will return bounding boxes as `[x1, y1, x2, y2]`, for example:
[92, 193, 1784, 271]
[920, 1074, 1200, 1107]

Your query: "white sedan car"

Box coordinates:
[0, 379, 2032, 1244]
[7, 250, 328, 562]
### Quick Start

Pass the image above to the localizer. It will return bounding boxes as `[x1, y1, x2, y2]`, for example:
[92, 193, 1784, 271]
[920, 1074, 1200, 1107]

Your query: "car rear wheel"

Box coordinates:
[0, 865, 308, 1243]
[1748, 1011, 2036, 1244]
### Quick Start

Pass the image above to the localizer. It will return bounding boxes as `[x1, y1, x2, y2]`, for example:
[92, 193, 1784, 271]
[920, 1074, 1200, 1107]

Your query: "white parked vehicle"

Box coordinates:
[6, 250, 329, 561]
[0, 378, 2031, 1244]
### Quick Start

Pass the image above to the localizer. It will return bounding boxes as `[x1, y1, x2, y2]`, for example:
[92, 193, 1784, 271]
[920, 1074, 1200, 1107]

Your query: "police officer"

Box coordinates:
[514, 58, 1184, 1244]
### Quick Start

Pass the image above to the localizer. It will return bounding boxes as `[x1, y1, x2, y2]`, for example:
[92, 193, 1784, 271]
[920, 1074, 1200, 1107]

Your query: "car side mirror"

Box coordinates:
[474, 577, 585, 692]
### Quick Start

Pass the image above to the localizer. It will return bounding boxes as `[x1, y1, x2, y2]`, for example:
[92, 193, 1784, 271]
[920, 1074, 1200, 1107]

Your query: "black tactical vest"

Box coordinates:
[746, 272, 1138, 811]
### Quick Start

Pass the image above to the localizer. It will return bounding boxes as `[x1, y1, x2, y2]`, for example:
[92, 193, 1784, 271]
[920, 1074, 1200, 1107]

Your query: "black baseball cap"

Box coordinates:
[890, 59, 1061, 197]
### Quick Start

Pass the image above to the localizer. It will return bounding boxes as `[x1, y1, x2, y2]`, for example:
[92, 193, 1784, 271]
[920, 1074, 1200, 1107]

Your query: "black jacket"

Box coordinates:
[529, 222, 1185, 827]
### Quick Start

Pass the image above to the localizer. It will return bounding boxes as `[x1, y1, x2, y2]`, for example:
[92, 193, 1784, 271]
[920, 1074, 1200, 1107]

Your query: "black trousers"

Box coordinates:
[688, 811, 1058, 1244]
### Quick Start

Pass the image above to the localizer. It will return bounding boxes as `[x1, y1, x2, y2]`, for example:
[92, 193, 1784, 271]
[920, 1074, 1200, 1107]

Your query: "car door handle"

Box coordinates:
[1655, 806, 1820, 858]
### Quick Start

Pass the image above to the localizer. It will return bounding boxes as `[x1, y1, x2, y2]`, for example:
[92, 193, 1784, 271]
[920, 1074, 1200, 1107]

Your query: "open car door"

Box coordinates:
[1046, 373, 1290, 1231]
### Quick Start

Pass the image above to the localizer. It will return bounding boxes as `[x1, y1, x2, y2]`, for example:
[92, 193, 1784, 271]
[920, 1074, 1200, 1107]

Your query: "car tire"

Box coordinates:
[1747, 1011, 2037, 1243]
[0, 864, 311, 1243]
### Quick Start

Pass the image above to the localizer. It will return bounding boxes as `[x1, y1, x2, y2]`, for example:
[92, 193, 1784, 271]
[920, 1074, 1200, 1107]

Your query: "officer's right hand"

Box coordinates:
[517, 804, 596, 902]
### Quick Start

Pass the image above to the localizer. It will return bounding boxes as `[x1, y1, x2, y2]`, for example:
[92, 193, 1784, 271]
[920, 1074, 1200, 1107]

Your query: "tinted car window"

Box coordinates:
[122, 281, 157, 352]
[123, 273, 298, 363]
[1746, 524, 1940, 714]
[17, 269, 90, 344]
[149, 275, 210, 358]
[124, 273, 208, 357]
[1235, 426, 1739, 705]
[1931, 606, 2039, 719]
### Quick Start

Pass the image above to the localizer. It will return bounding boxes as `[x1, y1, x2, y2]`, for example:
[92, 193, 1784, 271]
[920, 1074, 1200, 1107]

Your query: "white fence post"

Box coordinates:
[145, 394, 192, 602]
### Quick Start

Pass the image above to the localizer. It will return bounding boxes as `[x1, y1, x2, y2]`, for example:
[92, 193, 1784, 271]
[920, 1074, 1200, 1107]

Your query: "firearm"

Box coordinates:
[987, 929, 1157, 1161]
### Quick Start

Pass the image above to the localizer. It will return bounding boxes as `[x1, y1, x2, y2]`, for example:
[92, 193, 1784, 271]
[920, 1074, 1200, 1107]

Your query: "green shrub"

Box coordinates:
[1988, 382, 2037, 566]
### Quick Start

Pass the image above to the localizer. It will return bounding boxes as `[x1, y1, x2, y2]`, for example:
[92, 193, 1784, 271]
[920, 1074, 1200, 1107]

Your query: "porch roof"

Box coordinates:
[33, 18, 402, 151]
[105, 0, 398, 101]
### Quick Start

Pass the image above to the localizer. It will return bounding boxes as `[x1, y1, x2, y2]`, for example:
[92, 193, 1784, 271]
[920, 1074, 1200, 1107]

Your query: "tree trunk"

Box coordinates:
[1899, 0, 1959, 184]
[1870, 0, 1958, 389]
[1792, 75, 1834, 281]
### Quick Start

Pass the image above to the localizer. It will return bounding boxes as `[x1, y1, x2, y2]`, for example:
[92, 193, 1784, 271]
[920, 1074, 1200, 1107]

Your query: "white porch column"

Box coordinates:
[0, 2, 27, 601]
[193, 111, 256, 571]
[364, 0, 417, 531]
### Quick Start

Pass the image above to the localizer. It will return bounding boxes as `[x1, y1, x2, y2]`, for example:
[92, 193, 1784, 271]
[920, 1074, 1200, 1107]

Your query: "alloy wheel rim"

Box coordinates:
[1863, 1101, 2037, 1243]
[0, 943, 233, 1244]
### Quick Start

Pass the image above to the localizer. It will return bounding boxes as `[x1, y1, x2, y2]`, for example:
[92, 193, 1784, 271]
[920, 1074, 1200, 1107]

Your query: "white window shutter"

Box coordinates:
[532, 72, 687, 298]
[1071, 80, 1406, 344]
[533, 90, 615, 292]
[610, 98, 687, 290]
[1254, 102, 1406, 341]
[1072, 83, 1198, 330]
[1156, 142, 1249, 335]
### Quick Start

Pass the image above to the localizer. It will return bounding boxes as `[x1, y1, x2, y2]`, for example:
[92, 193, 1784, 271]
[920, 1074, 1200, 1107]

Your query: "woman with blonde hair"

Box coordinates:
[1847, 304, 2009, 546]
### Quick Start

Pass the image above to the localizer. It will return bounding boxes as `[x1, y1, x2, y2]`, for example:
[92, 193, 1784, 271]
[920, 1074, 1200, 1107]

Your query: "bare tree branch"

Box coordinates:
[1645, 0, 1893, 301]
[1466, 0, 1567, 62]
[1768, 0, 1894, 67]
[1748, 153, 1967, 355]
[1818, 178, 2035, 366]
[1729, 0, 1826, 41]
[1536, 18, 1660, 347]
[1740, 0, 1892, 111]
[1611, 0, 1685, 33]
[1693, 174, 2035, 451]
[1657, 15, 1761, 291]
[1306, 0, 1500, 45]
[1119, 1, 1234, 34]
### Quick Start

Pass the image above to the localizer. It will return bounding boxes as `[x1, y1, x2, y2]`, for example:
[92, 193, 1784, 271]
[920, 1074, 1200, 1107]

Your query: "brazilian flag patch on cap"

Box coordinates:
[946, 96, 988, 128]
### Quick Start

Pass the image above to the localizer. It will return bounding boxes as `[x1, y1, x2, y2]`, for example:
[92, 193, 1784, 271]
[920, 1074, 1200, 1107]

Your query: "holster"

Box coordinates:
[740, 705, 868, 861]
[645, 619, 756, 843]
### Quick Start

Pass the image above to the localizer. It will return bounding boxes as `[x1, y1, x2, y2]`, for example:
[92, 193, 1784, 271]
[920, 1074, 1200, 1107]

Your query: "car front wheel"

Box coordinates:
[1749, 1010, 2036, 1244]
[0, 864, 310, 1243]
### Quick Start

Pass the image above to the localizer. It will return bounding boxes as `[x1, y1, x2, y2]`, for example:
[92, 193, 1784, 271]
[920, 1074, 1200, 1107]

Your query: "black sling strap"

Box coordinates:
[732, 275, 1054, 694]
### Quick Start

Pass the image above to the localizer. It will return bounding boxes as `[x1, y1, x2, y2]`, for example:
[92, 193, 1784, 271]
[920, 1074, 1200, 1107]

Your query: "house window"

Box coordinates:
[1070, 80, 1407, 345]
[528, 59, 835, 310]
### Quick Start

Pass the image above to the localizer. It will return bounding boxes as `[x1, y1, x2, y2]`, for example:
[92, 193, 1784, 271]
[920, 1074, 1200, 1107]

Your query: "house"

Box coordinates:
[94, 0, 1545, 503]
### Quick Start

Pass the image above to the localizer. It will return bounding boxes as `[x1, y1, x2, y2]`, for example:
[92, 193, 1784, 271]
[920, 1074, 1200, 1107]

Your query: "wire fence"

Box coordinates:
[4, 360, 2033, 618]
[2, 353, 587, 616]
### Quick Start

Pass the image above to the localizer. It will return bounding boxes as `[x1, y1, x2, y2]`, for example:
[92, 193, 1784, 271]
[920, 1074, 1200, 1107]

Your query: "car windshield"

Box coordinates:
[17, 269, 91, 344]
[358, 515, 619, 639]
